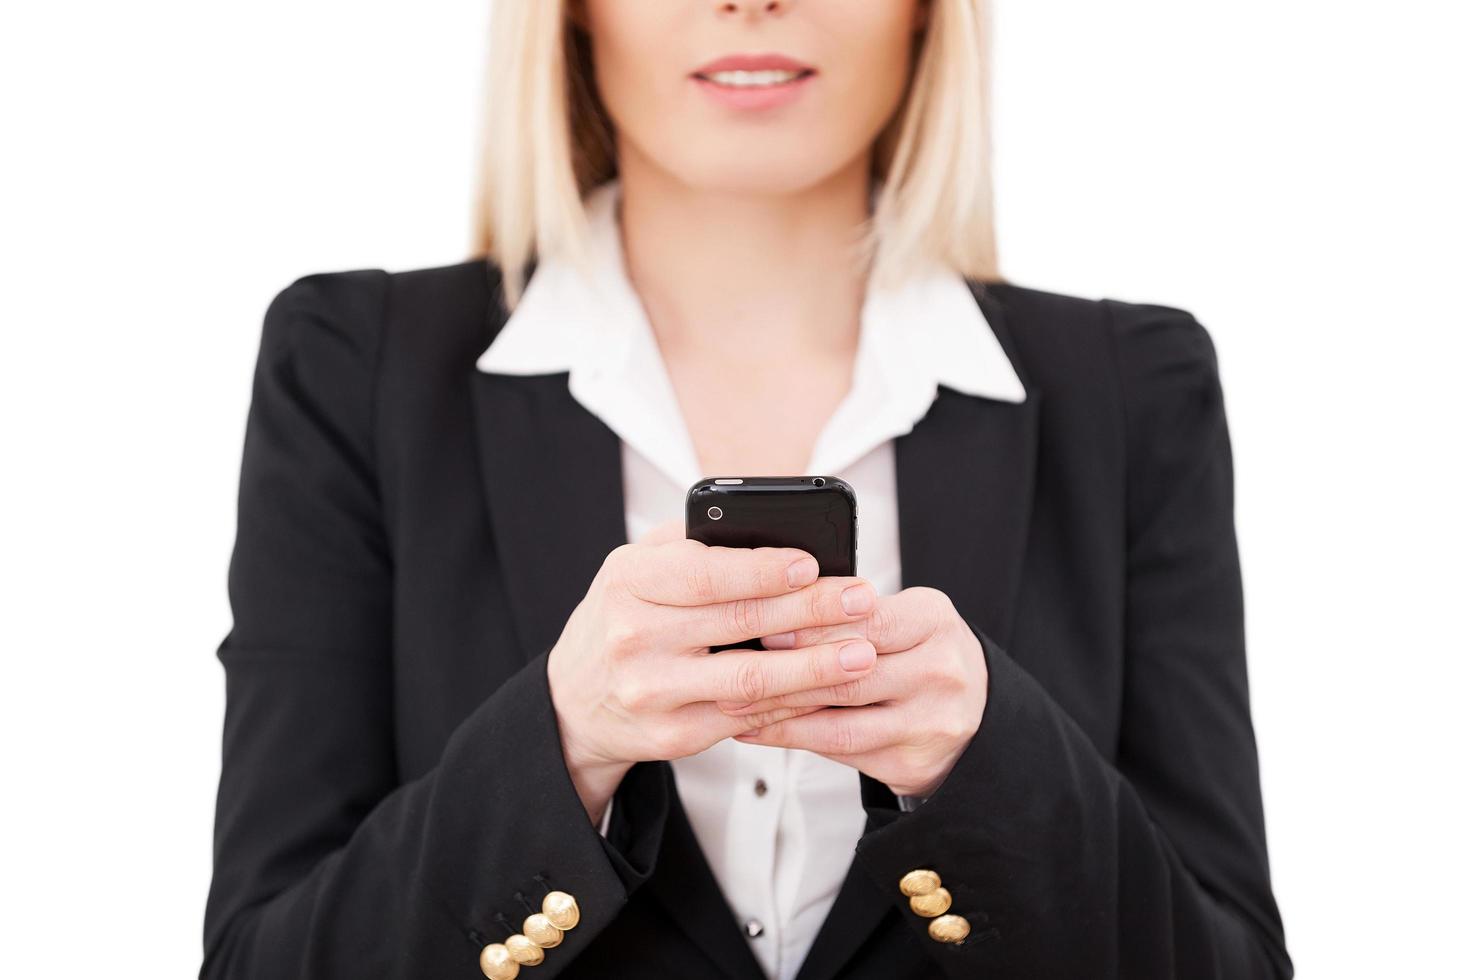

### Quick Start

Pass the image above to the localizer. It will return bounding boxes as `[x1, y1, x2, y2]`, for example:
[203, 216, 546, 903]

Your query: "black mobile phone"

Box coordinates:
[686, 476, 858, 651]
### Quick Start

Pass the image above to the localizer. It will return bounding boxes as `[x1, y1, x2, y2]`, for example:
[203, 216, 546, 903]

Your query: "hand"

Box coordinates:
[547, 519, 881, 824]
[716, 586, 988, 801]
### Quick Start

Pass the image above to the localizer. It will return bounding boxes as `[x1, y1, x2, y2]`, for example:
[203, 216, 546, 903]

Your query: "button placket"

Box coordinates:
[729, 741, 782, 974]
[773, 746, 810, 977]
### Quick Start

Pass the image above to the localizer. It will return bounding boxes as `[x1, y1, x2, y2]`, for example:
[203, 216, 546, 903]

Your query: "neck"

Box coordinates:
[613, 148, 876, 361]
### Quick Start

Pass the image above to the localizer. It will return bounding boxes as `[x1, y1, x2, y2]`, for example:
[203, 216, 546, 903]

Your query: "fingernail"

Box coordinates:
[787, 557, 819, 588]
[839, 641, 875, 671]
[841, 583, 874, 615]
[763, 631, 796, 649]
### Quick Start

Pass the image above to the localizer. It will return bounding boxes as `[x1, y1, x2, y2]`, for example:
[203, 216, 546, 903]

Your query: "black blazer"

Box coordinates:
[202, 258, 1292, 979]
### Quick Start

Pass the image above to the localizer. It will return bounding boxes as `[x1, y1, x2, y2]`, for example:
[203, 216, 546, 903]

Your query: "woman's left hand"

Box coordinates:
[717, 586, 989, 800]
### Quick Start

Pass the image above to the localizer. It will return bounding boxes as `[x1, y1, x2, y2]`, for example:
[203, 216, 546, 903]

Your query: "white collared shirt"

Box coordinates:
[477, 176, 1025, 980]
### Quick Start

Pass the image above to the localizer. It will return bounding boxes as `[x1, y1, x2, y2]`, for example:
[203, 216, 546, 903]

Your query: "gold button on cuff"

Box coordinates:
[928, 914, 971, 944]
[542, 890, 581, 930]
[479, 942, 520, 979]
[909, 886, 952, 918]
[480, 886, 578, 973]
[523, 912, 564, 948]
[899, 868, 942, 897]
[504, 933, 545, 966]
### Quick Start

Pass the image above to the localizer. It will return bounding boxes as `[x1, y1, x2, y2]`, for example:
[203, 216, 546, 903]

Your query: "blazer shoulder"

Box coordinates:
[266, 257, 497, 325]
[385, 256, 502, 318]
[381, 257, 503, 369]
[261, 257, 501, 368]
[259, 266, 390, 364]
[984, 280, 1208, 342]
[983, 280, 1217, 383]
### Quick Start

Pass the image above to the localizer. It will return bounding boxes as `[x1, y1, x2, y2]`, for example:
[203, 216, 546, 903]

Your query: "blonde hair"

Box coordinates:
[472, 0, 999, 312]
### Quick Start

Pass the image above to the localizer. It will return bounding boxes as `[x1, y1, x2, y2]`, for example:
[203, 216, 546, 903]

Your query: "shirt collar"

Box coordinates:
[476, 177, 1027, 490]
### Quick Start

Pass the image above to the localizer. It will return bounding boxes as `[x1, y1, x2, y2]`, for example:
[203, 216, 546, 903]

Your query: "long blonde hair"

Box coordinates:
[472, 0, 1000, 312]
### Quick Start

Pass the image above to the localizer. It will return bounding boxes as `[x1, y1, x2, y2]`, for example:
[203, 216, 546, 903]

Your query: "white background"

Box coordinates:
[2, 1, 1469, 976]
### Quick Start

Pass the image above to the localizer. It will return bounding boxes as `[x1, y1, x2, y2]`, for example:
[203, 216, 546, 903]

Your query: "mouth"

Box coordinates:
[690, 53, 817, 110]
[693, 67, 817, 89]
[691, 53, 817, 89]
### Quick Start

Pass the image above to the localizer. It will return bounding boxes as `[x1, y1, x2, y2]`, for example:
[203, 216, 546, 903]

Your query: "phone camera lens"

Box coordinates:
[812, 477, 826, 486]
[707, 506, 723, 520]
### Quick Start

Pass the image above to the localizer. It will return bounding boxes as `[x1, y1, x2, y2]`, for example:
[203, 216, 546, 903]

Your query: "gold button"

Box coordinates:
[504, 934, 545, 966]
[523, 912, 564, 948]
[478, 942, 519, 979]
[928, 914, 971, 944]
[542, 889, 581, 930]
[909, 886, 952, 918]
[898, 868, 941, 897]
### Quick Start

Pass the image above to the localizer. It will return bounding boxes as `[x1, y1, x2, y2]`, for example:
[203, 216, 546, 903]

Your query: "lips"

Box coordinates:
[692, 52, 816, 79]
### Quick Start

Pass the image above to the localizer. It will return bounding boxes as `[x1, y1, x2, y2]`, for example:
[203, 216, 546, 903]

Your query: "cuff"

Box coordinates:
[423, 646, 670, 966]
[896, 794, 928, 812]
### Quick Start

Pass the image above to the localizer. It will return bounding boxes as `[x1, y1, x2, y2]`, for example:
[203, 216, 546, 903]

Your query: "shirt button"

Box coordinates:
[754, 778, 768, 797]
[744, 918, 765, 938]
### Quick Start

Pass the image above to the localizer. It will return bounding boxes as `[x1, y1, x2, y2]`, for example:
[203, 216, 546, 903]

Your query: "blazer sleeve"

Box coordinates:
[849, 304, 1293, 979]
[201, 272, 670, 980]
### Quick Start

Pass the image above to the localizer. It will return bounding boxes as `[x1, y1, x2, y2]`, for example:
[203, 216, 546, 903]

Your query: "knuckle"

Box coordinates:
[684, 560, 719, 604]
[611, 673, 651, 712]
[830, 676, 867, 704]
[606, 542, 638, 575]
[866, 602, 898, 644]
[728, 596, 766, 637]
[918, 653, 950, 685]
[808, 648, 835, 688]
[918, 587, 954, 631]
[744, 706, 788, 729]
[828, 721, 857, 756]
[603, 544, 643, 593]
[939, 714, 974, 746]
[733, 657, 769, 704]
[605, 618, 646, 657]
[753, 557, 784, 597]
[808, 581, 834, 623]
[912, 585, 943, 604]
[942, 652, 970, 688]
[650, 724, 687, 760]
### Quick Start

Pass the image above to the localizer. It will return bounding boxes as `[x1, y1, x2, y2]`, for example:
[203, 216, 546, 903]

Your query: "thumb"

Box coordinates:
[637, 517, 686, 546]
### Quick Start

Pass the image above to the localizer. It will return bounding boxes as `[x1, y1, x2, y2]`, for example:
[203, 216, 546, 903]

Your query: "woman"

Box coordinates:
[202, 1, 1292, 978]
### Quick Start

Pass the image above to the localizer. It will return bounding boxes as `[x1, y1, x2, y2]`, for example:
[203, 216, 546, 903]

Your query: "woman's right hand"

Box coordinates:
[547, 522, 879, 825]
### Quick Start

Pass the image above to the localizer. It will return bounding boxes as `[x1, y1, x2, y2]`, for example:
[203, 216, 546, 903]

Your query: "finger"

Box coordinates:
[636, 517, 685, 546]
[672, 637, 878, 707]
[716, 641, 912, 715]
[733, 704, 907, 755]
[762, 587, 948, 653]
[675, 700, 829, 742]
[760, 623, 862, 650]
[622, 538, 820, 606]
[675, 575, 877, 648]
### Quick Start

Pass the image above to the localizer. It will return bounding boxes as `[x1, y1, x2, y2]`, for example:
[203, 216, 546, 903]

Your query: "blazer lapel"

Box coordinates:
[793, 282, 1042, 980]
[470, 370, 627, 663]
[895, 283, 1041, 649]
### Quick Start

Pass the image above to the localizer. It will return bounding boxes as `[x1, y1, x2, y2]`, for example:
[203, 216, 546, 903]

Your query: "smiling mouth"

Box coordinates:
[694, 68, 816, 88]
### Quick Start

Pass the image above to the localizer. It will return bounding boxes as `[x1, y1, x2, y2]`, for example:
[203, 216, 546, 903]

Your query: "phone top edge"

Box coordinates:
[685, 475, 856, 501]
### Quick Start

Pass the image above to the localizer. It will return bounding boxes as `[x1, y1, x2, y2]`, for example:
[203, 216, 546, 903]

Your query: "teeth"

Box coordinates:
[701, 68, 805, 87]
